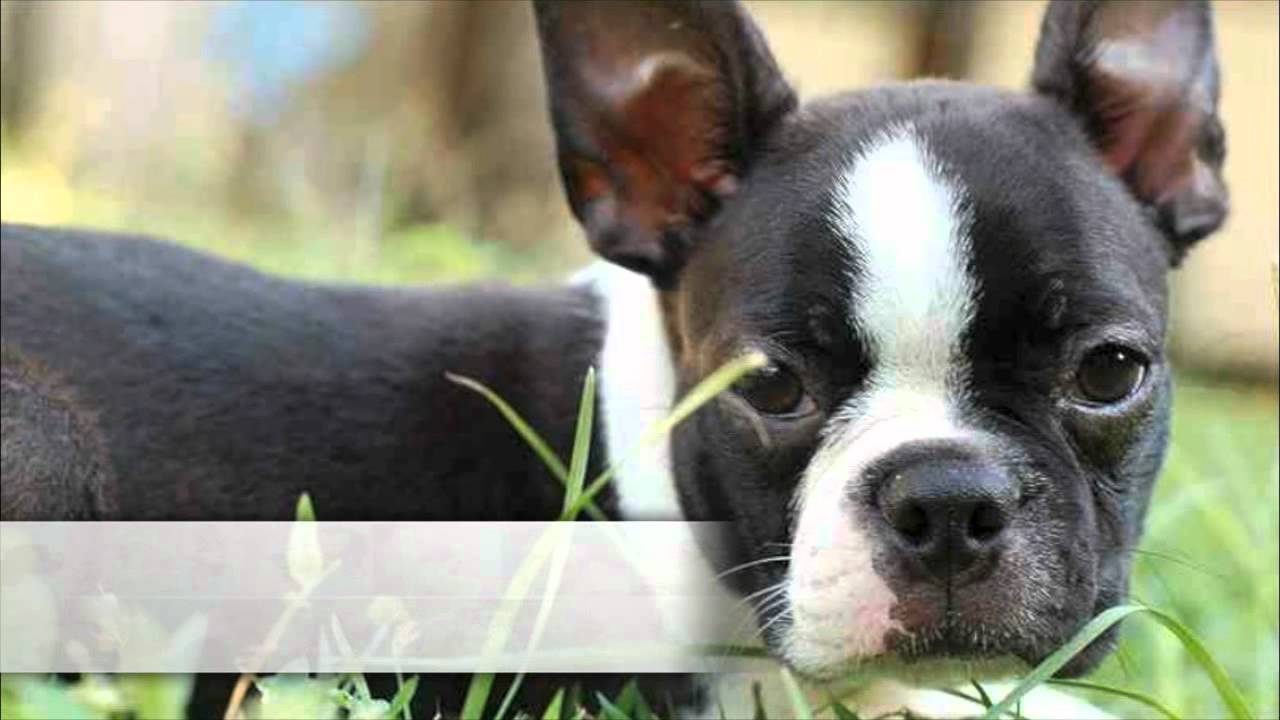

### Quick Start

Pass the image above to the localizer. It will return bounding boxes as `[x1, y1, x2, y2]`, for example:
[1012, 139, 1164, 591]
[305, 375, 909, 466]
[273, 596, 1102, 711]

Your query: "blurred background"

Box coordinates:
[1, 2, 1276, 718]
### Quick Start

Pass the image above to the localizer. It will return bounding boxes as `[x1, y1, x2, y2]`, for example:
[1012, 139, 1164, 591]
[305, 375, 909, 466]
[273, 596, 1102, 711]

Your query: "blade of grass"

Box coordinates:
[982, 605, 1142, 719]
[595, 692, 631, 720]
[1046, 679, 1179, 720]
[562, 367, 595, 515]
[970, 680, 993, 708]
[1137, 607, 1254, 719]
[983, 604, 1253, 720]
[938, 688, 986, 709]
[491, 674, 526, 720]
[611, 680, 640, 718]
[445, 372, 607, 521]
[459, 673, 494, 720]
[540, 688, 564, 720]
[295, 493, 316, 521]
[384, 676, 419, 720]
[778, 667, 814, 720]
[567, 351, 767, 518]
[445, 372, 568, 482]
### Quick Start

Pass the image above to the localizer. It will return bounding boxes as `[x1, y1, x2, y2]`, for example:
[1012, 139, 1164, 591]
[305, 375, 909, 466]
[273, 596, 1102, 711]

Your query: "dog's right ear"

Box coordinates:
[534, 0, 796, 285]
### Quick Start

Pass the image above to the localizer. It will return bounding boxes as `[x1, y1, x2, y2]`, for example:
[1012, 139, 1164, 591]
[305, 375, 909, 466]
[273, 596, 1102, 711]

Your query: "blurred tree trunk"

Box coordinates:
[1, 1, 47, 140]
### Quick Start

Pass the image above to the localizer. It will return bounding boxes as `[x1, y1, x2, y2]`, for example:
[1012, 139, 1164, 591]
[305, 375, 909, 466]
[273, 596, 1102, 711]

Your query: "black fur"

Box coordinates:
[1, 224, 612, 520]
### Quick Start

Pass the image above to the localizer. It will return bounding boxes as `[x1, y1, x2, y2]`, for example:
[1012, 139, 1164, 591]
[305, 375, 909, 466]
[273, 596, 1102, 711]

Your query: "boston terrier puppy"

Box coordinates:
[1, 0, 1226, 716]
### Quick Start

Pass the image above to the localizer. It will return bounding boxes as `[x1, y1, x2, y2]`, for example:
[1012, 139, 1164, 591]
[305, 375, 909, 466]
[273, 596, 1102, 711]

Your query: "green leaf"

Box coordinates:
[778, 667, 813, 720]
[568, 351, 767, 518]
[460, 673, 495, 720]
[445, 372, 608, 521]
[562, 367, 596, 516]
[1047, 678, 1180, 720]
[295, 492, 316, 521]
[983, 604, 1253, 720]
[540, 688, 565, 720]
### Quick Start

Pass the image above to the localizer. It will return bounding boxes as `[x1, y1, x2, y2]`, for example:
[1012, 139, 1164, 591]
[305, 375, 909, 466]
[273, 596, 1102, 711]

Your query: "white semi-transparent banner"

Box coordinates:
[0, 522, 770, 674]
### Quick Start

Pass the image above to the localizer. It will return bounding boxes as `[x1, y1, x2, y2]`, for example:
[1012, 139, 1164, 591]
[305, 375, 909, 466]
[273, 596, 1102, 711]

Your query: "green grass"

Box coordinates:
[1086, 378, 1279, 719]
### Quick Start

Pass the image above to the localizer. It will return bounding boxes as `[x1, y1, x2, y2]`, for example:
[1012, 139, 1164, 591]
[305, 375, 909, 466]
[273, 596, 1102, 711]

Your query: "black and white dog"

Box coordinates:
[2, 0, 1227, 716]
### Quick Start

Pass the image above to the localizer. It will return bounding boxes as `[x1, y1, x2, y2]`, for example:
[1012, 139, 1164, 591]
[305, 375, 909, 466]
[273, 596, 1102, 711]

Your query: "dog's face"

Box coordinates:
[536, 0, 1227, 680]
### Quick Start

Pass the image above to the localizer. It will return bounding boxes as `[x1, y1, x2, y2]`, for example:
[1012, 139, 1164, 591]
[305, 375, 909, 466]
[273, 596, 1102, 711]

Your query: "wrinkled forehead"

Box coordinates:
[683, 92, 1169, 358]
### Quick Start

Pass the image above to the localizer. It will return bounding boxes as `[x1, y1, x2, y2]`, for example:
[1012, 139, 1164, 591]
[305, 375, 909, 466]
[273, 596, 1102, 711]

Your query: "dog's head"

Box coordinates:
[535, 0, 1226, 680]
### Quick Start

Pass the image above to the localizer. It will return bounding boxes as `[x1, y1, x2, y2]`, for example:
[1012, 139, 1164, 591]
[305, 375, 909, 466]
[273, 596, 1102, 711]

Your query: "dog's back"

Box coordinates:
[1, 224, 610, 520]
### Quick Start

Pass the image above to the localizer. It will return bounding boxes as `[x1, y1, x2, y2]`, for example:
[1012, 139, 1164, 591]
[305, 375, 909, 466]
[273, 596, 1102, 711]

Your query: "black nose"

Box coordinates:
[877, 456, 1018, 580]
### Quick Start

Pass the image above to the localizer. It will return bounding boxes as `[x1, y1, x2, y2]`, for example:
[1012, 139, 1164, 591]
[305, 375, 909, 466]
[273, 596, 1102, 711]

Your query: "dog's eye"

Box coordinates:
[1075, 344, 1147, 404]
[733, 363, 813, 416]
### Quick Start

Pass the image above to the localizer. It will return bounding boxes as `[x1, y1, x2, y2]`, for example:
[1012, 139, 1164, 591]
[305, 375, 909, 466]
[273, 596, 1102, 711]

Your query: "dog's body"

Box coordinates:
[2, 1, 1228, 717]
[2, 224, 612, 521]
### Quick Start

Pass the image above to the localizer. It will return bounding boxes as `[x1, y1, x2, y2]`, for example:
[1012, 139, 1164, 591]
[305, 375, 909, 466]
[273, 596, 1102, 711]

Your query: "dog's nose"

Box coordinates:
[877, 456, 1018, 580]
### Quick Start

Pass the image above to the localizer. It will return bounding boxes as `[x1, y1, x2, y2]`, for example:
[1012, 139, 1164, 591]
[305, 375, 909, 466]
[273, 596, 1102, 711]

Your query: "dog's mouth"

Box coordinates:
[769, 607, 1116, 684]
[885, 619, 1054, 673]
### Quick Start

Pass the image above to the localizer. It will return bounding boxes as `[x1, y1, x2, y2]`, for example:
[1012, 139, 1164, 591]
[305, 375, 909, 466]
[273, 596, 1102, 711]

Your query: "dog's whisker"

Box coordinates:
[715, 555, 789, 581]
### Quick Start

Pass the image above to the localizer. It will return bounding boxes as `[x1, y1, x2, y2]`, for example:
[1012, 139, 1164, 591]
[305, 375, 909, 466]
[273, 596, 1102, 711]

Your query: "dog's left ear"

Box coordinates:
[533, 0, 796, 285]
[1033, 0, 1228, 264]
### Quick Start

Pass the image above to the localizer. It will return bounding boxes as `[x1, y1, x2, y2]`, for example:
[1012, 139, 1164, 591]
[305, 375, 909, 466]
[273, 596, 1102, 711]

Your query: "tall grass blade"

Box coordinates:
[982, 605, 1141, 719]
[384, 675, 419, 720]
[492, 674, 526, 720]
[568, 351, 767, 517]
[445, 372, 568, 482]
[970, 680, 993, 708]
[983, 604, 1253, 720]
[445, 372, 607, 521]
[1137, 607, 1255, 719]
[459, 673, 494, 720]
[563, 367, 596, 516]
[540, 688, 564, 720]
[295, 493, 316, 522]
[595, 693, 631, 720]
[1046, 679, 1179, 720]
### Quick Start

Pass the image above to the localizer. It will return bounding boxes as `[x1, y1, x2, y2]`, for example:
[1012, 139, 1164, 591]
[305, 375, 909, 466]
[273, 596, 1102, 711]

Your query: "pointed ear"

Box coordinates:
[1032, 0, 1227, 264]
[533, 0, 796, 285]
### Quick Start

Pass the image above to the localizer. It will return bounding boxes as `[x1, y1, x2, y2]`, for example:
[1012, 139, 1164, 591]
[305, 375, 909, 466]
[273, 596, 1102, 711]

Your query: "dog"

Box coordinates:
[1, 0, 1227, 716]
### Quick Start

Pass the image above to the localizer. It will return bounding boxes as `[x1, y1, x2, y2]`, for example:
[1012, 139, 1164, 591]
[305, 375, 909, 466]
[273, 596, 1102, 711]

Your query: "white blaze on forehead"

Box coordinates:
[836, 128, 978, 392]
[784, 128, 981, 676]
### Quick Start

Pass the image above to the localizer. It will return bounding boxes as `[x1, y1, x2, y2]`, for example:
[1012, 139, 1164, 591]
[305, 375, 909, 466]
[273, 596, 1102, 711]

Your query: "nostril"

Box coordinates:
[890, 501, 930, 545]
[968, 502, 1007, 542]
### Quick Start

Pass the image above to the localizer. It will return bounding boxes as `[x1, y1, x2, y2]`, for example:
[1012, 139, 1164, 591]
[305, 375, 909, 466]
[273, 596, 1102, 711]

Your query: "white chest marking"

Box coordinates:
[574, 262, 682, 520]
